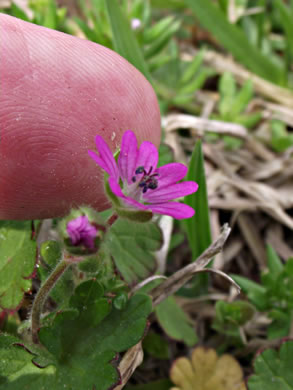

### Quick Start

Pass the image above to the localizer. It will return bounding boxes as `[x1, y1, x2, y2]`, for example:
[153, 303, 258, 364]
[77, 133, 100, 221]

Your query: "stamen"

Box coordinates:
[148, 179, 158, 190]
[135, 166, 144, 174]
[133, 165, 160, 195]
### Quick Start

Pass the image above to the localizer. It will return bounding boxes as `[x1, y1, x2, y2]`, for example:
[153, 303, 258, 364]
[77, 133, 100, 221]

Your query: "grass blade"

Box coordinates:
[184, 140, 212, 260]
[105, 0, 152, 83]
[266, 245, 283, 275]
[185, 0, 286, 85]
[274, 0, 293, 62]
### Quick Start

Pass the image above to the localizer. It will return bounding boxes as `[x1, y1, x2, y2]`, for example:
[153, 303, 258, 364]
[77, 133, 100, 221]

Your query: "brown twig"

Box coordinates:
[150, 224, 234, 306]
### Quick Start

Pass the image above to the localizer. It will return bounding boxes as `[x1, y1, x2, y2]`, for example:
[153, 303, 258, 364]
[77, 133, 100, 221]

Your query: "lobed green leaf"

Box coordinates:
[248, 341, 293, 390]
[0, 221, 37, 309]
[0, 281, 152, 390]
[106, 218, 162, 284]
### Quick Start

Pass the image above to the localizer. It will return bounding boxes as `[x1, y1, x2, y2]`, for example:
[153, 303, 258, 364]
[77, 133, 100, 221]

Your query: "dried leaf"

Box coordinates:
[170, 347, 246, 390]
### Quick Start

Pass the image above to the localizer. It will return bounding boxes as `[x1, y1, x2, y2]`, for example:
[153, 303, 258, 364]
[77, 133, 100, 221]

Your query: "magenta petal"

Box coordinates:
[135, 141, 158, 173]
[67, 215, 87, 233]
[88, 151, 111, 175]
[68, 229, 80, 244]
[155, 163, 188, 189]
[108, 177, 148, 211]
[144, 181, 198, 203]
[148, 202, 195, 219]
[108, 177, 125, 198]
[89, 135, 119, 179]
[67, 216, 82, 230]
[78, 215, 88, 230]
[66, 216, 97, 248]
[118, 130, 138, 183]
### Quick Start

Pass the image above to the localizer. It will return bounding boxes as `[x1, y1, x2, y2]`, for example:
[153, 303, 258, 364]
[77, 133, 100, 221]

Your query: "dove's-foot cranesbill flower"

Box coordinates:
[66, 216, 98, 249]
[88, 131, 198, 220]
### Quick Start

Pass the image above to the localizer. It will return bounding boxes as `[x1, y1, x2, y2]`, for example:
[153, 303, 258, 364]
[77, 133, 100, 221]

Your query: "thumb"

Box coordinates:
[0, 14, 161, 220]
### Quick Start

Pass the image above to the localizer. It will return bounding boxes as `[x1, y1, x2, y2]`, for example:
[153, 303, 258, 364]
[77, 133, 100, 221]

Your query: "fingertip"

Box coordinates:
[0, 14, 161, 219]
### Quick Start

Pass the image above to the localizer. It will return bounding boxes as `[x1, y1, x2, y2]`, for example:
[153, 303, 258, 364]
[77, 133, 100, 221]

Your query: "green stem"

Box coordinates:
[31, 259, 69, 344]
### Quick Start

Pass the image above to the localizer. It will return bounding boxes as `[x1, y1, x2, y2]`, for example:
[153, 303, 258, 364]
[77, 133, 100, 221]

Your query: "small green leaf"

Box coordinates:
[184, 140, 212, 260]
[144, 19, 181, 59]
[270, 120, 293, 152]
[40, 240, 62, 267]
[215, 300, 255, 326]
[219, 71, 236, 98]
[234, 112, 262, 128]
[106, 219, 162, 284]
[229, 80, 253, 118]
[219, 72, 236, 117]
[213, 300, 255, 338]
[105, 0, 151, 82]
[231, 274, 267, 311]
[176, 68, 212, 96]
[0, 221, 37, 309]
[143, 16, 175, 44]
[155, 296, 197, 347]
[266, 245, 283, 276]
[179, 49, 205, 85]
[267, 310, 291, 340]
[248, 340, 293, 390]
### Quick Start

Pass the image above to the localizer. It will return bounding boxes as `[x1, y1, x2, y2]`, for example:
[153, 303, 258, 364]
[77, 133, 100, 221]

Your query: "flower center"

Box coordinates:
[131, 166, 159, 194]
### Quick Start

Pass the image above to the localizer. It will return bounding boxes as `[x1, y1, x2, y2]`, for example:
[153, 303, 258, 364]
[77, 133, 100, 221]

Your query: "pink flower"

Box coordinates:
[88, 131, 198, 219]
[131, 18, 142, 30]
[66, 216, 98, 249]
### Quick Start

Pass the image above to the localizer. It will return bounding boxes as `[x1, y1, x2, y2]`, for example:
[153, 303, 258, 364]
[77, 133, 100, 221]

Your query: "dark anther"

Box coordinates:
[148, 179, 158, 190]
[135, 165, 159, 193]
[135, 166, 144, 174]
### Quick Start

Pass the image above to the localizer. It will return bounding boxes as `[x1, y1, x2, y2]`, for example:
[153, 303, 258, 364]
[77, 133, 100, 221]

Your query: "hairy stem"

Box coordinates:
[107, 213, 118, 226]
[31, 259, 69, 343]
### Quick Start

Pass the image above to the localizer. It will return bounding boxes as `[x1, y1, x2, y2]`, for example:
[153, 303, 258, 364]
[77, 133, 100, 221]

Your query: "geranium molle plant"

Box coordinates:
[88, 130, 198, 220]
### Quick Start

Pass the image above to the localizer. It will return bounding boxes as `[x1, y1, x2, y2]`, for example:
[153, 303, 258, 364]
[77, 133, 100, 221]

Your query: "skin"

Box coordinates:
[0, 14, 161, 220]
